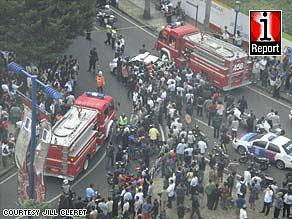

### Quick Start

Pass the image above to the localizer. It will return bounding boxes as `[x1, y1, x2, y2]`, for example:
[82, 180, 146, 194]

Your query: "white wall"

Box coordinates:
[180, 0, 291, 50]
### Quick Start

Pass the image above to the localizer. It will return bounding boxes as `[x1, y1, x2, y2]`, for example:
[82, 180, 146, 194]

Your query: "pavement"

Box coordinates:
[152, 164, 266, 219]
[0, 1, 291, 215]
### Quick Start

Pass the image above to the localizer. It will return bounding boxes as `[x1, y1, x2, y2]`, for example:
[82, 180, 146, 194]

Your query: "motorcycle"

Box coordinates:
[289, 109, 292, 121]
[239, 151, 269, 171]
[96, 5, 117, 27]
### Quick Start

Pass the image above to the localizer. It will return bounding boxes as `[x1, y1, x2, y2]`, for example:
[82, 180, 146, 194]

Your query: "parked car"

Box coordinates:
[232, 132, 292, 170]
[109, 52, 160, 73]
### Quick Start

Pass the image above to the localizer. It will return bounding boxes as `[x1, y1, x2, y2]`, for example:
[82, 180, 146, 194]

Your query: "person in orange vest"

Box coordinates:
[96, 71, 105, 93]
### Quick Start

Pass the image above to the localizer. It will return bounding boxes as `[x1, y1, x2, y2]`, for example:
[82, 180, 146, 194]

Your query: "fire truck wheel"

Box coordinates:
[83, 157, 90, 171]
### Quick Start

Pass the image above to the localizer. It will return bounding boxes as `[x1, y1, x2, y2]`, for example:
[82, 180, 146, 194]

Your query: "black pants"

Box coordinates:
[197, 106, 203, 116]
[214, 128, 220, 138]
[111, 37, 116, 49]
[190, 207, 202, 219]
[89, 60, 96, 71]
[97, 86, 103, 93]
[211, 197, 219, 210]
[261, 202, 271, 215]
[283, 203, 291, 218]
[207, 194, 212, 210]
[274, 207, 281, 219]
[105, 33, 111, 44]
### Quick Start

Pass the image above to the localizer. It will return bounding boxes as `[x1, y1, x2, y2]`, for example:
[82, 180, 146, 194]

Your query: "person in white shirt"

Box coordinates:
[239, 204, 248, 219]
[231, 118, 239, 139]
[222, 26, 230, 41]
[236, 177, 246, 198]
[283, 192, 292, 218]
[252, 59, 261, 83]
[197, 140, 207, 155]
[167, 179, 175, 208]
[260, 186, 274, 216]
[1, 141, 10, 167]
[243, 169, 251, 186]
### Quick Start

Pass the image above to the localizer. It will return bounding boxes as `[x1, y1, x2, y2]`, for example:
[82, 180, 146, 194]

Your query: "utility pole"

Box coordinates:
[143, 0, 151, 20]
[204, 0, 212, 31]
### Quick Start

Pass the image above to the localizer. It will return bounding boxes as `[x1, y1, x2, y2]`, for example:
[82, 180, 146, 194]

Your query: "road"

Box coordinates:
[0, 7, 292, 214]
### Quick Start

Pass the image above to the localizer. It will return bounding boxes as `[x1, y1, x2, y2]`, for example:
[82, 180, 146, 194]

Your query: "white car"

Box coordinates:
[109, 52, 160, 73]
[233, 132, 292, 169]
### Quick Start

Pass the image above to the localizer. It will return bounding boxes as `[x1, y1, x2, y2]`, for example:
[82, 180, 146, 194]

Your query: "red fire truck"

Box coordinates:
[156, 22, 252, 91]
[45, 92, 116, 180]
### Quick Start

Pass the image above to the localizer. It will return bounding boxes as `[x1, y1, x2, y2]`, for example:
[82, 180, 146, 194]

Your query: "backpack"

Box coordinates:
[240, 183, 247, 195]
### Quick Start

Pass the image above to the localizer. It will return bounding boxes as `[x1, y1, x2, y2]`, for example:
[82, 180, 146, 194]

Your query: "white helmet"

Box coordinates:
[63, 179, 69, 185]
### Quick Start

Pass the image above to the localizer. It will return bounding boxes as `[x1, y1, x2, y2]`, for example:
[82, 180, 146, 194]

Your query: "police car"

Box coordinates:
[232, 132, 292, 169]
[109, 52, 160, 73]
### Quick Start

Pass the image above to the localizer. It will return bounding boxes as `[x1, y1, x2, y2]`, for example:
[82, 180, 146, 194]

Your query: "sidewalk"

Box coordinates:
[117, 0, 292, 105]
[152, 164, 266, 219]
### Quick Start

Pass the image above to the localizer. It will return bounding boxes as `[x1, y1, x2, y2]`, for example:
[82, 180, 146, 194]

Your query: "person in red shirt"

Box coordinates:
[1, 117, 9, 142]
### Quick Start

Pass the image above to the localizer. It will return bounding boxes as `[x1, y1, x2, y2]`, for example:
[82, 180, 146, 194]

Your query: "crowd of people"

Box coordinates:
[54, 33, 292, 219]
[0, 54, 80, 167]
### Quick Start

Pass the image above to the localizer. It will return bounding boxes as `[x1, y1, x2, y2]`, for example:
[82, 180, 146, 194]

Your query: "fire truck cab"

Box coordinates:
[45, 92, 116, 180]
[156, 22, 252, 90]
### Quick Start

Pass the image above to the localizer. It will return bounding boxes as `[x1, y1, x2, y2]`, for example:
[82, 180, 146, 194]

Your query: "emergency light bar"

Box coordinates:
[86, 91, 105, 99]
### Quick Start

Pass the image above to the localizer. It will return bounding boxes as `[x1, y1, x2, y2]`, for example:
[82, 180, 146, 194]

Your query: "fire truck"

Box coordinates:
[45, 92, 116, 180]
[156, 22, 252, 91]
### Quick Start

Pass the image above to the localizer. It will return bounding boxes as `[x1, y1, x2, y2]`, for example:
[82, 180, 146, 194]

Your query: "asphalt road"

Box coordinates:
[0, 8, 291, 214]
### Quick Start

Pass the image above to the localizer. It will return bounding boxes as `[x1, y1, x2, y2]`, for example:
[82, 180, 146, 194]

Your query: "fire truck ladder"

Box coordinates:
[61, 146, 69, 175]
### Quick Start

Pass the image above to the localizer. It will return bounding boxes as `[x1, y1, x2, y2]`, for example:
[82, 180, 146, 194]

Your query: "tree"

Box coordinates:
[0, 0, 95, 65]
[143, 0, 151, 20]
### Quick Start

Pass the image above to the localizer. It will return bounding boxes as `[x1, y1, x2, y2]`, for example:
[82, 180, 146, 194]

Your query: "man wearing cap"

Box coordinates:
[96, 71, 105, 93]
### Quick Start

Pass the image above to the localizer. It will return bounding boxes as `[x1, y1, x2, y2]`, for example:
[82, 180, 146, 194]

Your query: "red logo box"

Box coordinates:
[249, 10, 282, 56]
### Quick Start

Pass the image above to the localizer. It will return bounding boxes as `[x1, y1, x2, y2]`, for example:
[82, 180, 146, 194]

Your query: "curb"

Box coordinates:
[251, 84, 292, 105]
[0, 165, 16, 177]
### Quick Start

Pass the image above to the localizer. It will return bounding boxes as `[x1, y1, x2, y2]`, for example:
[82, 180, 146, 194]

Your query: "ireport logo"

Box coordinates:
[249, 10, 282, 56]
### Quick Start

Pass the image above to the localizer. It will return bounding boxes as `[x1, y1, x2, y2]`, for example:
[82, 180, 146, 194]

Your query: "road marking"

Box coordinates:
[14, 151, 106, 219]
[247, 86, 291, 109]
[0, 171, 17, 185]
[159, 124, 165, 141]
[94, 26, 99, 31]
[110, 7, 157, 38]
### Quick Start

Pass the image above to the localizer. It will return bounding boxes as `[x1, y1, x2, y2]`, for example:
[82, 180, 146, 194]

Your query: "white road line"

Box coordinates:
[94, 26, 99, 31]
[0, 171, 17, 185]
[110, 7, 157, 38]
[159, 124, 165, 141]
[112, 6, 292, 110]
[15, 151, 106, 219]
[246, 86, 291, 109]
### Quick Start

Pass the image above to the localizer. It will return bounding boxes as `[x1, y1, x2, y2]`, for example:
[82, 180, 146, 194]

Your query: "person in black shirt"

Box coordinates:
[88, 48, 98, 72]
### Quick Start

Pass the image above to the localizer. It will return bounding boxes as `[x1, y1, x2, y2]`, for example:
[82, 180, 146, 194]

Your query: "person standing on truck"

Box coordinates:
[96, 71, 105, 93]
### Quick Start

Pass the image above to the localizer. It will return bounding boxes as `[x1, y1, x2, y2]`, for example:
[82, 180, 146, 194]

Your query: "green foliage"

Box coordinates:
[22, 199, 50, 218]
[218, 0, 291, 35]
[0, 0, 95, 65]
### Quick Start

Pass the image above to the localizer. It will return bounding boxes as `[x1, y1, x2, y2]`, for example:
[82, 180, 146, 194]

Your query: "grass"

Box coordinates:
[218, 0, 292, 36]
